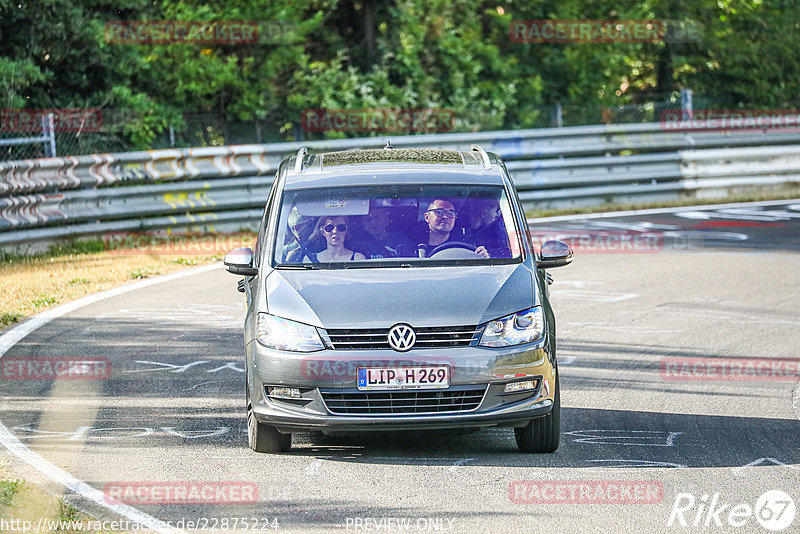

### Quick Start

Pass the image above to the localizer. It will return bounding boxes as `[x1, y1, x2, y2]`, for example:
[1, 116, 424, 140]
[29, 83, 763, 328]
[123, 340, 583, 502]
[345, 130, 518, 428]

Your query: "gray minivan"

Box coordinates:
[224, 145, 572, 453]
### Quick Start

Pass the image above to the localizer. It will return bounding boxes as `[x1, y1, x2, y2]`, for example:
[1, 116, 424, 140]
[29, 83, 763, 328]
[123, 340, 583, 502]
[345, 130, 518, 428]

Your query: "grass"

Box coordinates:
[127, 267, 155, 279]
[58, 498, 80, 522]
[0, 312, 24, 328]
[0, 231, 256, 332]
[0, 479, 24, 506]
[0, 476, 106, 532]
[0, 442, 111, 533]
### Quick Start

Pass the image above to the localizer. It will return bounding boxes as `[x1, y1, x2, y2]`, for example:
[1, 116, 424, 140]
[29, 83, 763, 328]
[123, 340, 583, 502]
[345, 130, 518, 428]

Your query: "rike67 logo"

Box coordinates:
[668, 490, 796, 531]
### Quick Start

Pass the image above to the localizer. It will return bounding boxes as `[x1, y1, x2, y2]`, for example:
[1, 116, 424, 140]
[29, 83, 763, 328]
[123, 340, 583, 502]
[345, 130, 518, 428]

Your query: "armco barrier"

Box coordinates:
[2, 122, 800, 251]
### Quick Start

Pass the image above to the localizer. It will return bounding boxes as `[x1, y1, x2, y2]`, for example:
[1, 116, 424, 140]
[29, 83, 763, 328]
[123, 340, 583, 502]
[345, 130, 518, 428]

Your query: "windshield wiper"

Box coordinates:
[277, 264, 316, 270]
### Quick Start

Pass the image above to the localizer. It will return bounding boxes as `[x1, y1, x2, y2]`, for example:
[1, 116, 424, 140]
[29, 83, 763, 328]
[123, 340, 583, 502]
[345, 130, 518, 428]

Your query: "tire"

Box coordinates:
[247, 387, 291, 453]
[515, 372, 560, 453]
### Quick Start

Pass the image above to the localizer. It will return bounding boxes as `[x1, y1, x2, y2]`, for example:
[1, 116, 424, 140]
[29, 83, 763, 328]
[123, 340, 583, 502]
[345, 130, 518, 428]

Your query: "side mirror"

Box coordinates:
[536, 240, 573, 269]
[224, 247, 258, 276]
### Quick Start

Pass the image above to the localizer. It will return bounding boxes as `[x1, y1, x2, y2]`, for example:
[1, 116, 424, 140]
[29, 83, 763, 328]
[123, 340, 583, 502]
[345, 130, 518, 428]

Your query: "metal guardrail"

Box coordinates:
[2, 122, 800, 251]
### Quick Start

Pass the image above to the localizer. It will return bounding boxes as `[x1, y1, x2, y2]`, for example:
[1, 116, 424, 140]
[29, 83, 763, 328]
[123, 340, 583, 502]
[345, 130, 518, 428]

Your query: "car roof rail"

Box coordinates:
[294, 147, 308, 174]
[471, 144, 492, 170]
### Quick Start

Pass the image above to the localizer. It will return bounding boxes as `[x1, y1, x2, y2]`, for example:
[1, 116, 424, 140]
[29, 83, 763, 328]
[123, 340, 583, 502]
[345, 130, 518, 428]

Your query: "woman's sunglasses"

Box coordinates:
[323, 223, 348, 233]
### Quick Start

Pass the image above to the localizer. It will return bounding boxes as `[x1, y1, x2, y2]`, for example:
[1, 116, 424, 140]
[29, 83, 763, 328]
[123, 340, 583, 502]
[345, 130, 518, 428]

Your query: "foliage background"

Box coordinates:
[1, 0, 798, 157]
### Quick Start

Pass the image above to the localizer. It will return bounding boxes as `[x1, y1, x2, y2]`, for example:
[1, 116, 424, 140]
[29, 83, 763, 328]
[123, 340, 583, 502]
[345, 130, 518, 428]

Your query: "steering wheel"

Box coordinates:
[429, 241, 477, 256]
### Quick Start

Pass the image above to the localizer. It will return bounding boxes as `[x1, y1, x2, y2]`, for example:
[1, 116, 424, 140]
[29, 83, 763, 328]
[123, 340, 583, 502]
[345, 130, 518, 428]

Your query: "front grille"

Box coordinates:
[320, 385, 487, 415]
[322, 325, 481, 350]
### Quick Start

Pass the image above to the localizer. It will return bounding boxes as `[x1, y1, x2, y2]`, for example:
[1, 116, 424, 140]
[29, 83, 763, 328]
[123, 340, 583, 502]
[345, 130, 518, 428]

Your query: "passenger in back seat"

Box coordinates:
[360, 206, 414, 258]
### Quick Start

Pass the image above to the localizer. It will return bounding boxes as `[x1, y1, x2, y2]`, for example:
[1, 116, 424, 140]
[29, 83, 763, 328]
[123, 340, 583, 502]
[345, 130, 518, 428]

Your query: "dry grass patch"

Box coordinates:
[0, 232, 256, 331]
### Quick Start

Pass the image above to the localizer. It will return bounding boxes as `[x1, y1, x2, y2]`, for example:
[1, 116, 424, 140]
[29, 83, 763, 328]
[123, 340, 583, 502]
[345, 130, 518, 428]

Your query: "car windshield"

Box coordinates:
[273, 184, 523, 268]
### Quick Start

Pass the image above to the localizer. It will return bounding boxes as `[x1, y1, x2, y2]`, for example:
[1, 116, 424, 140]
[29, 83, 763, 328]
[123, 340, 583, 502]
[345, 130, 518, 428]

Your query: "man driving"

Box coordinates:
[418, 199, 490, 258]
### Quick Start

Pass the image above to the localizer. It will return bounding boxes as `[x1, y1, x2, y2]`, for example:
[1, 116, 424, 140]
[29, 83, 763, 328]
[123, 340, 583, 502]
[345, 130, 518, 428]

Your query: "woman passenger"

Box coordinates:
[303, 215, 366, 263]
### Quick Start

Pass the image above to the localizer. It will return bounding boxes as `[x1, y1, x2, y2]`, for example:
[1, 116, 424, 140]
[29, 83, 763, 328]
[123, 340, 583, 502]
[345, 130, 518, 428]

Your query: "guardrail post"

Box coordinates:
[681, 88, 693, 120]
[551, 102, 563, 128]
[42, 113, 57, 157]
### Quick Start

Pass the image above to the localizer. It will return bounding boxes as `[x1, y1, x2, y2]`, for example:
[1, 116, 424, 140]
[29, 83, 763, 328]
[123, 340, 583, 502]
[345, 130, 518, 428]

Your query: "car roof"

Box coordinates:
[282, 147, 507, 189]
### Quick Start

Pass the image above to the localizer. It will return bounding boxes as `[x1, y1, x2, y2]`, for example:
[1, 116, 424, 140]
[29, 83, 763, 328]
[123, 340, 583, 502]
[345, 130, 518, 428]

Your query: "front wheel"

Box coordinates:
[515, 372, 560, 453]
[247, 386, 291, 453]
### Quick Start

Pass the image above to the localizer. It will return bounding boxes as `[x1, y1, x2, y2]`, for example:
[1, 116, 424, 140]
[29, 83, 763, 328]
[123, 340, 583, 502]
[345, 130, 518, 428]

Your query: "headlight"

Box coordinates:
[256, 313, 324, 352]
[479, 306, 545, 347]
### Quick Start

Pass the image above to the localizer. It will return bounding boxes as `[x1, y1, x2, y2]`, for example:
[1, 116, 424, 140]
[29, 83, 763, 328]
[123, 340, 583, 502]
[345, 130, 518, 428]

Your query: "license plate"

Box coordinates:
[357, 366, 450, 390]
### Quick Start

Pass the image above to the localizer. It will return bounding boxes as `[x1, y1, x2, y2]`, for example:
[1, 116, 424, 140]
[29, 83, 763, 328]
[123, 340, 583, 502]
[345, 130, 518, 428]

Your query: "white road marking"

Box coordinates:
[655, 306, 800, 326]
[114, 304, 242, 329]
[11, 425, 235, 441]
[162, 427, 229, 439]
[207, 362, 245, 373]
[304, 459, 323, 475]
[732, 457, 800, 477]
[583, 459, 686, 470]
[448, 458, 475, 472]
[662, 229, 748, 241]
[535, 222, 749, 242]
[718, 207, 800, 221]
[0, 262, 222, 533]
[558, 289, 637, 302]
[577, 220, 681, 231]
[564, 430, 682, 447]
[124, 360, 210, 373]
[527, 198, 800, 223]
[556, 280, 604, 288]
[675, 210, 783, 222]
[552, 281, 637, 303]
[0, 423, 182, 533]
[560, 321, 683, 335]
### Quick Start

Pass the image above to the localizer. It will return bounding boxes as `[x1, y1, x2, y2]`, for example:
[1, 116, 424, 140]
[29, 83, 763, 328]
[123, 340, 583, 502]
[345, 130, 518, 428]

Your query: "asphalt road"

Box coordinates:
[1, 200, 799, 534]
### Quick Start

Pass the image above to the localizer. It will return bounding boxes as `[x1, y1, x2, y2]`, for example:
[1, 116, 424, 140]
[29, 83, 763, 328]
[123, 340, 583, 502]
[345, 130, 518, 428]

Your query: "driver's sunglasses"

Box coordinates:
[323, 223, 348, 233]
[427, 208, 457, 219]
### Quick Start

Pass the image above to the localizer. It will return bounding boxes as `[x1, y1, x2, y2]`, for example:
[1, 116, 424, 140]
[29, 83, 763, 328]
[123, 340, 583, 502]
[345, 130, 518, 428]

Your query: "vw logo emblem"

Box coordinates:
[388, 324, 416, 352]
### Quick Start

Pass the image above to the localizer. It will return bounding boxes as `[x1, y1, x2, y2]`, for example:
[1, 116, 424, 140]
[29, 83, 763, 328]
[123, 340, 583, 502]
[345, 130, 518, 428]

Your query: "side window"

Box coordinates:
[252, 207, 269, 268]
[253, 174, 279, 268]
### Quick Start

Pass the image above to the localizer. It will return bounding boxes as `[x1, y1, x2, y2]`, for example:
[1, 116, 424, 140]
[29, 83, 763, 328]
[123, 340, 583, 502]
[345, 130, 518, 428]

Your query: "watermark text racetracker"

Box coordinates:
[509, 480, 663, 504]
[660, 357, 800, 381]
[529, 229, 664, 253]
[300, 358, 536, 381]
[1, 108, 103, 132]
[301, 108, 455, 133]
[1, 356, 111, 380]
[103, 481, 258, 505]
[105, 20, 298, 45]
[509, 19, 702, 43]
[660, 109, 800, 133]
[102, 232, 254, 256]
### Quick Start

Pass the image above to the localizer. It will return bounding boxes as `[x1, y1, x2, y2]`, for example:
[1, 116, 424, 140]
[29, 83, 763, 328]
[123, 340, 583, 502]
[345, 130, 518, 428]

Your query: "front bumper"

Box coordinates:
[255, 391, 553, 433]
[245, 336, 556, 433]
